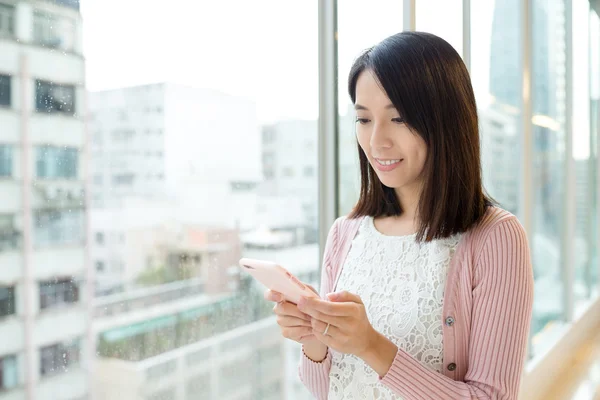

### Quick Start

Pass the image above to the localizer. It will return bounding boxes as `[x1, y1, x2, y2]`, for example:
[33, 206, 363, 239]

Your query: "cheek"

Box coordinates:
[356, 130, 371, 152]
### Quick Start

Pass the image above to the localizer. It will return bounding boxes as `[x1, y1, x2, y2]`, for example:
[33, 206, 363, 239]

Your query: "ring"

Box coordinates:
[323, 323, 331, 336]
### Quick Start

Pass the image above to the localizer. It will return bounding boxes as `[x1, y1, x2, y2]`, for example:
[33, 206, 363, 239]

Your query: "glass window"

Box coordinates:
[36, 146, 79, 179]
[39, 278, 79, 310]
[0, 214, 21, 251]
[0, 3, 14, 38]
[33, 11, 75, 51]
[35, 80, 76, 115]
[337, 0, 404, 215]
[0, 286, 15, 317]
[0, 145, 12, 177]
[572, 0, 597, 309]
[588, 8, 599, 297]
[40, 339, 80, 377]
[531, 0, 567, 339]
[0, 74, 10, 106]
[0, 354, 18, 390]
[416, 0, 463, 56]
[34, 208, 85, 247]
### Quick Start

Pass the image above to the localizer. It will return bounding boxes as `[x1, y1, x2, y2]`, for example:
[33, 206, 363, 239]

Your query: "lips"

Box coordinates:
[373, 158, 403, 172]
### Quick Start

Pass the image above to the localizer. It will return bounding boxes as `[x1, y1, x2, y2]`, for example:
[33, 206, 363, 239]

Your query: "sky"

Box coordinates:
[81, 0, 595, 158]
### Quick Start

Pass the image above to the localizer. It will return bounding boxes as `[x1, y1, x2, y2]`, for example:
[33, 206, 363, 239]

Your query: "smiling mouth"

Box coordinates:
[375, 158, 403, 166]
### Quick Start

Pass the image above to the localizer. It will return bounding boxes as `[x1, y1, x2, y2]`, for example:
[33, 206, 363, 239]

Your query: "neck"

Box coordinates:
[394, 184, 421, 222]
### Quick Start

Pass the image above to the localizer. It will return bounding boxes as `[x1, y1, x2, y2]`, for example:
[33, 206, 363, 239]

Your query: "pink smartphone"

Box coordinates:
[238, 258, 319, 304]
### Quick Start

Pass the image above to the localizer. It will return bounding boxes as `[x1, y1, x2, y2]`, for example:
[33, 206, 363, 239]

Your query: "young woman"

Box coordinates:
[265, 31, 533, 400]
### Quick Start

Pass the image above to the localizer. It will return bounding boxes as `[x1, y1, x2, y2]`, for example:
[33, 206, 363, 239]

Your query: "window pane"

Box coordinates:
[572, 0, 597, 310]
[531, 0, 567, 340]
[589, 9, 600, 298]
[472, 1, 522, 217]
[84, 1, 319, 399]
[0, 74, 10, 106]
[416, 0, 463, 56]
[337, 0, 404, 215]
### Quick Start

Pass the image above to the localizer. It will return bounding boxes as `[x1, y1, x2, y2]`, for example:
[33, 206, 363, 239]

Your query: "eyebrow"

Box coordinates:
[354, 103, 397, 111]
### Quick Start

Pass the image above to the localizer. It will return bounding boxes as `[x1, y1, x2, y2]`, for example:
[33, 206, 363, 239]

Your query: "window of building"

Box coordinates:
[36, 146, 78, 179]
[0, 286, 15, 318]
[0, 4, 14, 38]
[0, 145, 12, 177]
[95, 261, 105, 272]
[112, 174, 135, 185]
[39, 278, 79, 310]
[0, 354, 17, 390]
[40, 339, 80, 377]
[35, 80, 76, 115]
[0, 74, 10, 106]
[0, 214, 20, 251]
[33, 11, 75, 51]
[303, 166, 314, 177]
[95, 233, 104, 246]
[34, 208, 85, 247]
[282, 167, 294, 177]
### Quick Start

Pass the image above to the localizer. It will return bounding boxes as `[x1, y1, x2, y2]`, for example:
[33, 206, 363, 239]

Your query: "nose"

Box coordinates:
[369, 122, 393, 150]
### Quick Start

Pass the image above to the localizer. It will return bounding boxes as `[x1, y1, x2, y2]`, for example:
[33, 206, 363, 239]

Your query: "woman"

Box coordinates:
[265, 31, 533, 400]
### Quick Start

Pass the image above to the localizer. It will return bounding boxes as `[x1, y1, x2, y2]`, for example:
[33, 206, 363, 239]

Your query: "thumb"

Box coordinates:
[327, 290, 362, 304]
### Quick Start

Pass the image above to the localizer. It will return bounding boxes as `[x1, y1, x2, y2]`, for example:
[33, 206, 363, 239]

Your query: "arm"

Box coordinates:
[298, 218, 341, 400]
[376, 217, 534, 399]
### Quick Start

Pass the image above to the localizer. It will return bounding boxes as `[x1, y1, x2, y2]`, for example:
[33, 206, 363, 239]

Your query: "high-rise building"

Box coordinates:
[0, 1, 90, 399]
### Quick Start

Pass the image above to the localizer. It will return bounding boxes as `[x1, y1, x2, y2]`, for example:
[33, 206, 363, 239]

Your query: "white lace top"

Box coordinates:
[328, 216, 461, 400]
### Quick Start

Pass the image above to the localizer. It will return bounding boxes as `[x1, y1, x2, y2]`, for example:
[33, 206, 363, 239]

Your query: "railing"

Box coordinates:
[93, 278, 206, 318]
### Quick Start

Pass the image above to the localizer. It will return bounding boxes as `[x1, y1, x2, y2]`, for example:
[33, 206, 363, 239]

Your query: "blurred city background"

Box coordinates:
[0, 0, 598, 399]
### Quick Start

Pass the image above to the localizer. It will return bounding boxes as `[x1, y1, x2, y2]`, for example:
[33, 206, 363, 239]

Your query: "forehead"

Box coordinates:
[355, 70, 393, 108]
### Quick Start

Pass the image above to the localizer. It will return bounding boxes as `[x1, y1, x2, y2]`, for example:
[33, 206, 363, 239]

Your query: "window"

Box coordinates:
[282, 167, 294, 177]
[39, 278, 79, 310]
[0, 74, 10, 106]
[112, 174, 135, 185]
[0, 4, 14, 38]
[337, 0, 404, 215]
[0, 214, 21, 251]
[40, 339, 80, 377]
[36, 146, 78, 179]
[96, 232, 104, 245]
[35, 80, 76, 115]
[0, 286, 15, 318]
[0, 355, 17, 390]
[303, 166, 314, 177]
[96, 261, 105, 272]
[0, 145, 12, 177]
[34, 209, 85, 247]
[416, 0, 463, 55]
[33, 11, 75, 51]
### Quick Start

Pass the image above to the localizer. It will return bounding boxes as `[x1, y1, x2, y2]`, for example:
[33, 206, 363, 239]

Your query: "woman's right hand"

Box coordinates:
[264, 289, 318, 345]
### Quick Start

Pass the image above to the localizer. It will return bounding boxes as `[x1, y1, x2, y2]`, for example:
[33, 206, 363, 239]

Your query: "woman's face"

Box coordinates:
[354, 70, 428, 192]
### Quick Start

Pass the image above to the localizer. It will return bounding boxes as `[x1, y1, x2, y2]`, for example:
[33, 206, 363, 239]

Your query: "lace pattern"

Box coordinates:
[328, 217, 461, 399]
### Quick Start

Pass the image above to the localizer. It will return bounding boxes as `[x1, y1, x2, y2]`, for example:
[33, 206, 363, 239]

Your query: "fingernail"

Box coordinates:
[298, 297, 307, 307]
[273, 294, 282, 302]
[327, 292, 336, 300]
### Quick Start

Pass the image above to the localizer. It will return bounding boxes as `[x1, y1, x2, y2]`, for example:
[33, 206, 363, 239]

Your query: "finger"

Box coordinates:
[298, 296, 355, 317]
[264, 289, 283, 303]
[298, 305, 347, 326]
[306, 284, 319, 296]
[273, 301, 311, 321]
[277, 315, 312, 328]
[312, 329, 336, 347]
[282, 326, 313, 341]
[327, 290, 363, 304]
[311, 318, 341, 336]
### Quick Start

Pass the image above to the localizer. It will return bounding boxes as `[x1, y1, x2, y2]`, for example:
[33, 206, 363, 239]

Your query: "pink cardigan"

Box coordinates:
[299, 207, 534, 399]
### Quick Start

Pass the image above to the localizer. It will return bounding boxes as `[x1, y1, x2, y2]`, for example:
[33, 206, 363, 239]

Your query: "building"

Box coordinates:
[0, 1, 89, 399]
[260, 120, 318, 240]
[88, 83, 262, 209]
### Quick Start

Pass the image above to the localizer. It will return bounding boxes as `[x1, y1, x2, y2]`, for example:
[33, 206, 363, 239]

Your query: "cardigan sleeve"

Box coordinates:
[297, 217, 342, 400]
[379, 217, 534, 399]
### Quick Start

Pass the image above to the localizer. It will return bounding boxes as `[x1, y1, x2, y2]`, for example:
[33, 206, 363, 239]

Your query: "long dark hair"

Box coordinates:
[347, 31, 494, 242]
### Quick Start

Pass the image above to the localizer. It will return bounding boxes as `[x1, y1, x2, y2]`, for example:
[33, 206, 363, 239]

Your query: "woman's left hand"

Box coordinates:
[297, 291, 377, 358]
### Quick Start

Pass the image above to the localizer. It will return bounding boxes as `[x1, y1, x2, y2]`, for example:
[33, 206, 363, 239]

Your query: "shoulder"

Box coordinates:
[466, 206, 530, 268]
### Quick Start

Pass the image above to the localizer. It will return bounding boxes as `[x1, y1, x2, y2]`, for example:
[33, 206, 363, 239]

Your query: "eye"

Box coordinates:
[355, 118, 370, 125]
[391, 118, 405, 124]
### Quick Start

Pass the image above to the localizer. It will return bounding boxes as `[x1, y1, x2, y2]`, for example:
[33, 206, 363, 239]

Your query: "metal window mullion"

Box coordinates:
[318, 0, 339, 268]
[562, 0, 575, 322]
[462, 0, 471, 72]
[522, 0, 535, 359]
[403, 0, 416, 31]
